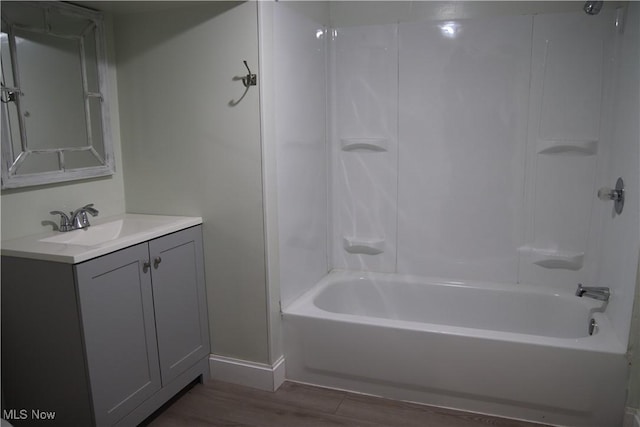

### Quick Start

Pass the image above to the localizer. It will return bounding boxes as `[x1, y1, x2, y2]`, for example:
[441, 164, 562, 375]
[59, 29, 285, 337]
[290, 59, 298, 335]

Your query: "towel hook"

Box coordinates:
[242, 60, 257, 87]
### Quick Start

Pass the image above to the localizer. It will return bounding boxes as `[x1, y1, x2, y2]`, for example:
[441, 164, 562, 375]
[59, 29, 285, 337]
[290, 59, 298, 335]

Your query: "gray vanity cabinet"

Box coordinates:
[75, 243, 162, 427]
[147, 230, 209, 384]
[1, 225, 210, 427]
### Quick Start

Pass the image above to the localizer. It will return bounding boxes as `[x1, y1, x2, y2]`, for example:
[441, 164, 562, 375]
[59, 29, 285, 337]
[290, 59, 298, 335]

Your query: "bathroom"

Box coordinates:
[1, 1, 638, 426]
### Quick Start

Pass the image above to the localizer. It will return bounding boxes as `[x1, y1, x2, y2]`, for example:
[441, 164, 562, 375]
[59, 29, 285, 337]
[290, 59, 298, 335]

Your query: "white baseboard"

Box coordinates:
[624, 408, 640, 427]
[209, 354, 285, 392]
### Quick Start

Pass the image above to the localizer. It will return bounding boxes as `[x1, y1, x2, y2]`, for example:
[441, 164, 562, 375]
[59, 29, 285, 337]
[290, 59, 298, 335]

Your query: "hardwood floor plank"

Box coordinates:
[274, 382, 348, 414]
[146, 410, 246, 427]
[145, 380, 550, 427]
[150, 384, 377, 427]
[204, 380, 346, 415]
[336, 394, 545, 427]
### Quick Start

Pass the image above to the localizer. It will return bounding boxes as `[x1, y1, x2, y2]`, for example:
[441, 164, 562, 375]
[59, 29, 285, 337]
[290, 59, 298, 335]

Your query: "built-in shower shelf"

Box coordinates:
[341, 138, 388, 152]
[537, 139, 598, 156]
[343, 236, 384, 255]
[518, 246, 584, 270]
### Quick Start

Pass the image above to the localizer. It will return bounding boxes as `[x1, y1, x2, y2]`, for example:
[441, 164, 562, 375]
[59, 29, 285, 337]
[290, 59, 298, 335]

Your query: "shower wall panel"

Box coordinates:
[596, 3, 640, 347]
[518, 12, 616, 289]
[396, 16, 531, 283]
[330, 24, 398, 272]
[272, 3, 330, 307]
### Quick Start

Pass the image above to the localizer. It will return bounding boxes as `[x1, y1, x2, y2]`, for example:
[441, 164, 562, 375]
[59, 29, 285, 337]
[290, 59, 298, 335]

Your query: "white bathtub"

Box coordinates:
[283, 271, 629, 426]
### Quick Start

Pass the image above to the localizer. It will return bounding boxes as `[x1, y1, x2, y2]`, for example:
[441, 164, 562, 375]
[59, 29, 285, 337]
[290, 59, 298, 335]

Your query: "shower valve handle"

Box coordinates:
[597, 187, 623, 202]
[597, 177, 625, 215]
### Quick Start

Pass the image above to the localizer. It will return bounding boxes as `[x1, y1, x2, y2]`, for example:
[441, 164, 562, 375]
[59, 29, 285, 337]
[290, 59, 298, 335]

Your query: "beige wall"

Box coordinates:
[1, 15, 126, 241]
[114, 2, 269, 363]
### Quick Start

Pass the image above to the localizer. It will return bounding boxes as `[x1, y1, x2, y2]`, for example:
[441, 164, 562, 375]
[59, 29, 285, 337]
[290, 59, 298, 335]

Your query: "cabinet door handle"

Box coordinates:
[153, 256, 162, 269]
[142, 260, 151, 273]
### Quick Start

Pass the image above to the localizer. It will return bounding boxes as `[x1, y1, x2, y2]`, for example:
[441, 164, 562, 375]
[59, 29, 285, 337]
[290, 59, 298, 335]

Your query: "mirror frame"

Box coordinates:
[1, 1, 114, 189]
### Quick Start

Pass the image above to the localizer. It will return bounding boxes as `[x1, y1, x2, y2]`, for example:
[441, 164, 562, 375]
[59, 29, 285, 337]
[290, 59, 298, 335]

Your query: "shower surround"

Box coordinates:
[330, 12, 614, 299]
[260, 2, 639, 426]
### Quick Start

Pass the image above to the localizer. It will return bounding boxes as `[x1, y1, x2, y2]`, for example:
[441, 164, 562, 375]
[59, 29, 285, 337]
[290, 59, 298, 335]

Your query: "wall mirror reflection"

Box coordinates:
[1, 1, 114, 189]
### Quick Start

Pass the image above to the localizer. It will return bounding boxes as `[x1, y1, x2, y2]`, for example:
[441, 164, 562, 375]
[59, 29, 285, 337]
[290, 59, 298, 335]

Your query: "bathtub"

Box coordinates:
[283, 271, 629, 426]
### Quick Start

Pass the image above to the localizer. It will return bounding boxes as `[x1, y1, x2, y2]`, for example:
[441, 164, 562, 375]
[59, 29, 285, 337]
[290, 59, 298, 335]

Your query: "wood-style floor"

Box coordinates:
[144, 380, 547, 427]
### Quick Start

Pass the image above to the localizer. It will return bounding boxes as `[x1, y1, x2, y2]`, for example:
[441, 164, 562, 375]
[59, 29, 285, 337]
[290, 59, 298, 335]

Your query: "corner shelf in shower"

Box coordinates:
[343, 236, 384, 255]
[518, 246, 584, 270]
[537, 139, 598, 156]
[340, 138, 388, 152]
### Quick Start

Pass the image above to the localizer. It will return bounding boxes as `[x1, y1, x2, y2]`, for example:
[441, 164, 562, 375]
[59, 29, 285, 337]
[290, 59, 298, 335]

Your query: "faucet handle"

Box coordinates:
[50, 210, 70, 221]
[50, 210, 72, 231]
[71, 204, 98, 229]
[83, 204, 99, 216]
[72, 203, 98, 218]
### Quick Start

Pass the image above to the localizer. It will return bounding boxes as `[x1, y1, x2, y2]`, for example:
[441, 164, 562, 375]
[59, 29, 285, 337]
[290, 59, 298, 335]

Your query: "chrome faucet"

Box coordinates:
[50, 204, 99, 232]
[575, 283, 610, 301]
[71, 204, 99, 230]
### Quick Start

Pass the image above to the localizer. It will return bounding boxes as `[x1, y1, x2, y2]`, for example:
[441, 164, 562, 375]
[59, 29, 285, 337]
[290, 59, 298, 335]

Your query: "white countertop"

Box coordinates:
[1, 213, 203, 264]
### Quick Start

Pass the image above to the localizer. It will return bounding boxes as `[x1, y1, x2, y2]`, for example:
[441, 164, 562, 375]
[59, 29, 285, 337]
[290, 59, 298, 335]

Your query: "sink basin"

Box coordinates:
[2, 214, 202, 263]
[37, 217, 173, 247]
[39, 220, 125, 246]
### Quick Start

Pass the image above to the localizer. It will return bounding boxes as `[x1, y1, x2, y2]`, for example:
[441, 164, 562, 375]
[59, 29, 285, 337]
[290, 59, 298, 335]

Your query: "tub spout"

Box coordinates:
[575, 283, 610, 301]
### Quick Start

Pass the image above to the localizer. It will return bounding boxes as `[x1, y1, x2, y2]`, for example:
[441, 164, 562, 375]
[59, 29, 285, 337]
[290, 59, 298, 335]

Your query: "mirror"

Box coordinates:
[1, 1, 114, 189]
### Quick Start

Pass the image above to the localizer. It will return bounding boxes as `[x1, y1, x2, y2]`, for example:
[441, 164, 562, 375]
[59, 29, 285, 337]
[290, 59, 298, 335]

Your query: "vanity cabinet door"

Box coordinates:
[149, 226, 209, 385]
[75, 243, 161, 427]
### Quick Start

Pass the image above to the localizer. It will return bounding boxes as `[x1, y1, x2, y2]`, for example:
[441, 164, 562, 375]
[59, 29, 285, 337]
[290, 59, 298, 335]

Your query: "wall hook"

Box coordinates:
[242, 60, 257, 87]
[0, 86, 19, 104]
